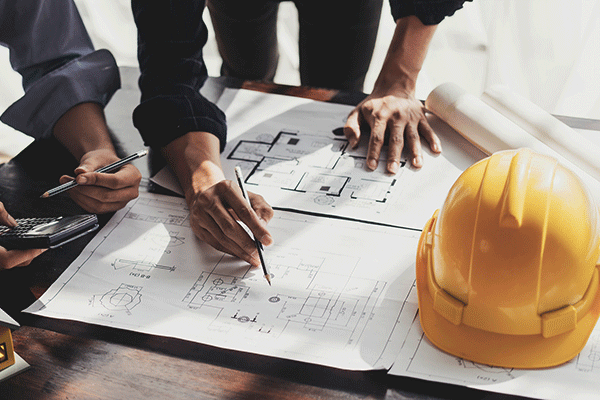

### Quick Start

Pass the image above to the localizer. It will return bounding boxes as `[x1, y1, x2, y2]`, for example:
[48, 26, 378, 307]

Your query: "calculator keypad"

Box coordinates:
[0, 217, 58, 236]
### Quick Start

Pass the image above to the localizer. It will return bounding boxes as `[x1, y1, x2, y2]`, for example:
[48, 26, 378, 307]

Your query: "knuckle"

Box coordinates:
[219, 219, 238, 235]
[406, 129, 420, 141]
[370, 134, 384, 146]
[236, 205, 253, 221]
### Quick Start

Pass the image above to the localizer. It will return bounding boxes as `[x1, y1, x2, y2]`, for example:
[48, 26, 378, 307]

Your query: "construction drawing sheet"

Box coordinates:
[219, 88, 485, 230]
[152, 89, 484, 230]
[386, 84, 600, 400]
[389, 281, 600, 400]
[25, 191, 422, 370]
[23, 89, 486, 372]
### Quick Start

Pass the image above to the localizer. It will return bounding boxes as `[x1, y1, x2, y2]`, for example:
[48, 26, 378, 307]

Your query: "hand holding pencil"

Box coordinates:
[42, 149, 146, 214]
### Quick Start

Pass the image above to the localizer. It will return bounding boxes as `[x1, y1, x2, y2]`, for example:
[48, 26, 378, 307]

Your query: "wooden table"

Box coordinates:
[0, 68, 527, 400]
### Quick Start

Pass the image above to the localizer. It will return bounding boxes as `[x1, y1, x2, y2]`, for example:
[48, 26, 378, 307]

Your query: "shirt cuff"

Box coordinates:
[0, 49, 120, 140]
[390, 0, 470, 25]
[132, 85, 227, 152]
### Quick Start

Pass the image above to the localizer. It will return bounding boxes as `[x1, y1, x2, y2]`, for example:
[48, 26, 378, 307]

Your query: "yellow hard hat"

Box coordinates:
[416, 148, 600, 368]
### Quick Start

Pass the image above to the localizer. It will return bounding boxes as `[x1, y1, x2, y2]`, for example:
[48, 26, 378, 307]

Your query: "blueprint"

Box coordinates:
[25, 192, 421, 370]
[388, 272, 600, 400]
[152, 89, 485, 230]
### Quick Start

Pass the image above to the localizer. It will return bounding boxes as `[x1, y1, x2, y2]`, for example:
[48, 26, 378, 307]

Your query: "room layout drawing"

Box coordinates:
[226, 129, 405, 217]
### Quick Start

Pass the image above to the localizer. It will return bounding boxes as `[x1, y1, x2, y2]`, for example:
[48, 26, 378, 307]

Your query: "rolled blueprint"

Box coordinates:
[425, 82, 600, 198]
[482, 85, 600, 183]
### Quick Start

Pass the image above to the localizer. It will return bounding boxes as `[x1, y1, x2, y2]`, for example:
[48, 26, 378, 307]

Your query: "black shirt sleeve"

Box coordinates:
[389, 0, 471, 25]
[131, 0, 227, 152]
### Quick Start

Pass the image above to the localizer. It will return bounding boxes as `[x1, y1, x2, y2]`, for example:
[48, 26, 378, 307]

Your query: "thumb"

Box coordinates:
[74, 159, 97, 175]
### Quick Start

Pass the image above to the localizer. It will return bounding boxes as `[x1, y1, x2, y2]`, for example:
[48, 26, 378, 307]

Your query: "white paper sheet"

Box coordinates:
[151, 89, 484, 230]
[426, 82, 600, 200]
[389, 281, 600, 400]
[25, 191, 423, 370]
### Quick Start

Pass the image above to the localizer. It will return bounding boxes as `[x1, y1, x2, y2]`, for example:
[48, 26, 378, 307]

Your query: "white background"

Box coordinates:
[1, 0, 598, 160]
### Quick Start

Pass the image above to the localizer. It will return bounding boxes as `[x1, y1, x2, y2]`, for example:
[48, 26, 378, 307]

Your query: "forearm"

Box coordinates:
[52, 103, 116, 161]
[161, 131, 225, 203]
[373, 15, 437, 96]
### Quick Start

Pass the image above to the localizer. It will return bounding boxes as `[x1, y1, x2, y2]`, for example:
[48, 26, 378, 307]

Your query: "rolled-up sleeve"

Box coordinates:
[389, 0, 471, 25]
[0, 0, 120, 140]
[131, 0, 227, 152]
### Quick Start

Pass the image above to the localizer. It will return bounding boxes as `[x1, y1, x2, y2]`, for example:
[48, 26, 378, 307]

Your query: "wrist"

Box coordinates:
[372, 71, 417, 98]
[53, 102, 115, 160]
[161, 131, 225, 201]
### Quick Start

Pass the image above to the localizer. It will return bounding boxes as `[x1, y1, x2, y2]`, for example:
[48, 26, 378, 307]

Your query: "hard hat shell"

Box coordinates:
[416, 148, 600, 368]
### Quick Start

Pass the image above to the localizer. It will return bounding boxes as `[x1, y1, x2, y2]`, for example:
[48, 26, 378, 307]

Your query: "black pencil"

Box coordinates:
[234, 166, 272, 285]
[40, 149, 148, 198]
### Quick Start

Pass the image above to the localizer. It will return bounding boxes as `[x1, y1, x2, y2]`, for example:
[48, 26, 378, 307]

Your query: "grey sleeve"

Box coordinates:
[0, 0, 120, 139]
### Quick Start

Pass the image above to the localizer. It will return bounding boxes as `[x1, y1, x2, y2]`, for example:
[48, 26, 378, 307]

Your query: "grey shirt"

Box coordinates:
[0, 0, 120, 140]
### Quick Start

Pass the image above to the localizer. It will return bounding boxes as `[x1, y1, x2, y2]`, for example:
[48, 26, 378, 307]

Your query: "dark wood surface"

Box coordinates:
[0, 68, 527, 400]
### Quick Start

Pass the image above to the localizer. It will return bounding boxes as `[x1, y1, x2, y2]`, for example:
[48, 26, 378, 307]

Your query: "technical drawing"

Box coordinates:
[92, 284, 142, 315]
[184, 271, 250, 308]
[406, 331, 517, 384]
[112, 258, 176, 273]
[457, 359, 515, 378]
[576, 333, 600, 372]
[125, 197, 190, 226]
[273, 289, 362, 331]
[227, 130, 403, 205]
[179, 244, 385, 346]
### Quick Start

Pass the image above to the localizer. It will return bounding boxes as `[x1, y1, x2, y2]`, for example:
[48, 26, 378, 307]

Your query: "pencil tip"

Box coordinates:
[40, 192, 48, 199]
[265, 274, 272, 286]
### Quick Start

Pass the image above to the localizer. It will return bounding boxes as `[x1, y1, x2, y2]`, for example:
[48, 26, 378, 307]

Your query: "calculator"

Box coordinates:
[0, 214, 99, 250]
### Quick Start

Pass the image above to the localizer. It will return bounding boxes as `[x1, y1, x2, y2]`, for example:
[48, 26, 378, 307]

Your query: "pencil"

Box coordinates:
[40, 149, 149, 199]
[234, 166, 272, 285]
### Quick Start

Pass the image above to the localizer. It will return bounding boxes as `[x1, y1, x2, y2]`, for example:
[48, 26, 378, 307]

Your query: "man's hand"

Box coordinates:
[58, 149, 142, 213]
[0, 201, 46, 270]
[188, 179, 273, 267]
[345, 90, 440, 173]
[163, 131, 274, 266]
[344, 15, 441, 173]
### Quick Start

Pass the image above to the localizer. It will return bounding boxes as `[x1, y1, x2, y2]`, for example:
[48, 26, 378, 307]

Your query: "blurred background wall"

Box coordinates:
[1, 0, 598, 161]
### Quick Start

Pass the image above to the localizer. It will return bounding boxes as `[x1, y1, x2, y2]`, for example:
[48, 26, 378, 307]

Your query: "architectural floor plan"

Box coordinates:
[218, 89, 484, 230]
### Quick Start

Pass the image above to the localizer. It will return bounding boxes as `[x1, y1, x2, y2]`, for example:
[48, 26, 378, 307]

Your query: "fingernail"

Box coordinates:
[388, 161, 399, 174]
[260, 234, 273, 246]
[367, 159, 377, 170]
[76, 176, 87, 184]
[433, 143, 441, 153]
[413, 156, 423, 168]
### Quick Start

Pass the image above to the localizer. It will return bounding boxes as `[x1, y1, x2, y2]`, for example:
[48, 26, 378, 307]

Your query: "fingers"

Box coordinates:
[190, 204, 257, 266]
[76, 164, 142, 189]
[343, 108, 362, 149]
[404, 123, 423, 169]
[366, 118, 387, 171]
[60, 164, 142, 214]
[386, 120, 405, 174]
[0, 202, 17, 227]
[249, 192, 274, 224]
[190, 180, 274, 267]
[345, 94, 444, 173]
[419, 118, 442, 154]
[0, 247, 46, 270]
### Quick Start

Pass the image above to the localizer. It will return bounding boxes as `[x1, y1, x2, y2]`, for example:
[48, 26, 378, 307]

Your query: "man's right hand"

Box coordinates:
[188, 179, 273, 266]
[163, 131, 274, 266]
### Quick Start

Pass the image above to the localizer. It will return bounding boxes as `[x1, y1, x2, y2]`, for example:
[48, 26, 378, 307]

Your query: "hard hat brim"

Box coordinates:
[416, 214, 600, 369]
